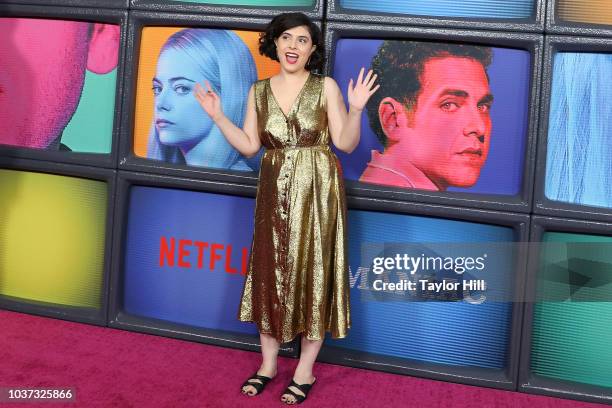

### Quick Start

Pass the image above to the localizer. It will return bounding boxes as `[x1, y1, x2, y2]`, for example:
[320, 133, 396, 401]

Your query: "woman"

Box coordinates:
[148, 28, 261, 171]
[195, 13, 378, 404]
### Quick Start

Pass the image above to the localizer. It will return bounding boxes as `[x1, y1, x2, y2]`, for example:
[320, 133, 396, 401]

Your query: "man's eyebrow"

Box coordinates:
[479, 94, 494, 105]
[438, 89, 468, 98]
[437, 89, 495, 105]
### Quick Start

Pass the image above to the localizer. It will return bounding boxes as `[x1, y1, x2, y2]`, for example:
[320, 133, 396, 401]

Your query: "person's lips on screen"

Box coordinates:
[456, 146, 483, 160]
[458, 147, 482, 155]
[156, 118, 175, 128]
[285, 52, 299, 65]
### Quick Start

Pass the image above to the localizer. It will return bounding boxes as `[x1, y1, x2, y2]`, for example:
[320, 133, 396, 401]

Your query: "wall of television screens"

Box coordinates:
[0, 0, 610, 405]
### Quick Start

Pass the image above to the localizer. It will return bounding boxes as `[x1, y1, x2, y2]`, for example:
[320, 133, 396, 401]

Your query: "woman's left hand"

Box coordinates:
[347, 67, 380, 112]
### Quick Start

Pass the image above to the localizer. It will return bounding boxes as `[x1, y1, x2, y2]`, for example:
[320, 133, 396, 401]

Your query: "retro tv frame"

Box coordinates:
[546, 0, 612, 37]
[0, 0, 128, 8]
[519, 215, 612, 405]
[118, 12, 321, 186]
[327, 0, 545, 33]
[130, 0, 323, 19]
[0, 157, 116, 326]
[533, 36, 612, 224]
[0, 4, 128, 169]
[324, 22, 542, 214]
[316, 195, 530, 390]
[108, 170, 299, 356]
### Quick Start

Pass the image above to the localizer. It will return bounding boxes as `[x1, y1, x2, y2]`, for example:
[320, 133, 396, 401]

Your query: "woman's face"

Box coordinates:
[274, 25, 316, 73]
[153, 47, 214, 151]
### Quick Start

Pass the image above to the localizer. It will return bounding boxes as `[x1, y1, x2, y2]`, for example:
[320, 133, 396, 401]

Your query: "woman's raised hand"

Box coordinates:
[347, 67, 380, 112]
[194, 80, 223, 122]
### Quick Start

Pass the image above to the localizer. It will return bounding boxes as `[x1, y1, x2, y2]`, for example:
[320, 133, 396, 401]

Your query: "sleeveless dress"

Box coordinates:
[238, 73, 351, 343]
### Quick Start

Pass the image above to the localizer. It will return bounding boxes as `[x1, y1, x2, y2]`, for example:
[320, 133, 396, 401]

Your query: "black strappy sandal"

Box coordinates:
[241, 372, 273, 397]
[281, 378, 316, 404]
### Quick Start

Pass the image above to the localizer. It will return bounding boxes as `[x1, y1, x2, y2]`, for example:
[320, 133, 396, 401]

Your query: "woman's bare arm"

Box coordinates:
[326, 69, 379, 154]
[194, 81, 261, 158]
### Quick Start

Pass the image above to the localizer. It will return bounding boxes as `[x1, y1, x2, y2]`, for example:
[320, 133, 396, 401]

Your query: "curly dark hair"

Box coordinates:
[366, 41, 493, 148]
[259, 12, 324, 72]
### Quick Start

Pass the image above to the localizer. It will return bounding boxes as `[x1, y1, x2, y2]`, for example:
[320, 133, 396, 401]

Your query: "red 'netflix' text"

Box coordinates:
[159, 236, 249, 275]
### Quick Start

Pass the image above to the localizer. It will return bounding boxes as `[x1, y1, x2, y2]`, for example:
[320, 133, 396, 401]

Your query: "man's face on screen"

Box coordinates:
[395, 56, 492, 190]
[0, 18, 91, 149]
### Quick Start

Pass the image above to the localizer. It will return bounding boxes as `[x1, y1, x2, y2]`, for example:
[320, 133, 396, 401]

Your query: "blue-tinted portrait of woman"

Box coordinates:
[147, 28, 261, 171]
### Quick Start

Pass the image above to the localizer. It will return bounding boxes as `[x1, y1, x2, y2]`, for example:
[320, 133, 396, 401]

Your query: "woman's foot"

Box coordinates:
[241, 366, 277, 397]
[280, 374, 316, 404]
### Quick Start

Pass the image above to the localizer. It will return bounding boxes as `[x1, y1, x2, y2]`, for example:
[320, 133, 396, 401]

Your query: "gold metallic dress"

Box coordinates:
[238, 73, 351, 343]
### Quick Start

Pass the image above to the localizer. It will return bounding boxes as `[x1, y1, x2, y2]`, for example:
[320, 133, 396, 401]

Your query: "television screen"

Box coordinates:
[0, 18, 120, 153]
[557, 0, 612, 26]
[122, 186, 258, 336]
[325, 209, 517, 369]
[333, 39, 531, 195]
[545, 52, 612, 210]
[0, 169, 107, 308]
[133, 27, 280, 172]
[530, 231, 612, 388]
[338, 0, 535, 19]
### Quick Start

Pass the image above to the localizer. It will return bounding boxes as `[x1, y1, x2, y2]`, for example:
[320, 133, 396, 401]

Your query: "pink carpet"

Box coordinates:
[0, 309, 607, 407]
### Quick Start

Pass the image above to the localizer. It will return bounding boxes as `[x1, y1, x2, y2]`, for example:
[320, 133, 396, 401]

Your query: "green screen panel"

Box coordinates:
[531, 232, 612, 388]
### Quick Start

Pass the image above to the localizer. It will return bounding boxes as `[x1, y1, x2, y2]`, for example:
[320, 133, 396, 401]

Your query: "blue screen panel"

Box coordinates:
[123, 186, 257, 336]
[325, 210, 516, 369]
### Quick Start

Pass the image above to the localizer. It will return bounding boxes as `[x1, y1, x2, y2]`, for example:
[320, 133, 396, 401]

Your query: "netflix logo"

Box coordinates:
[158, 236, 249, 275]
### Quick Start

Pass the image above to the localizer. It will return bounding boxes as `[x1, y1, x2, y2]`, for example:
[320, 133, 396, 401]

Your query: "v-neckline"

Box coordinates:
[267, 73, 311, 119]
